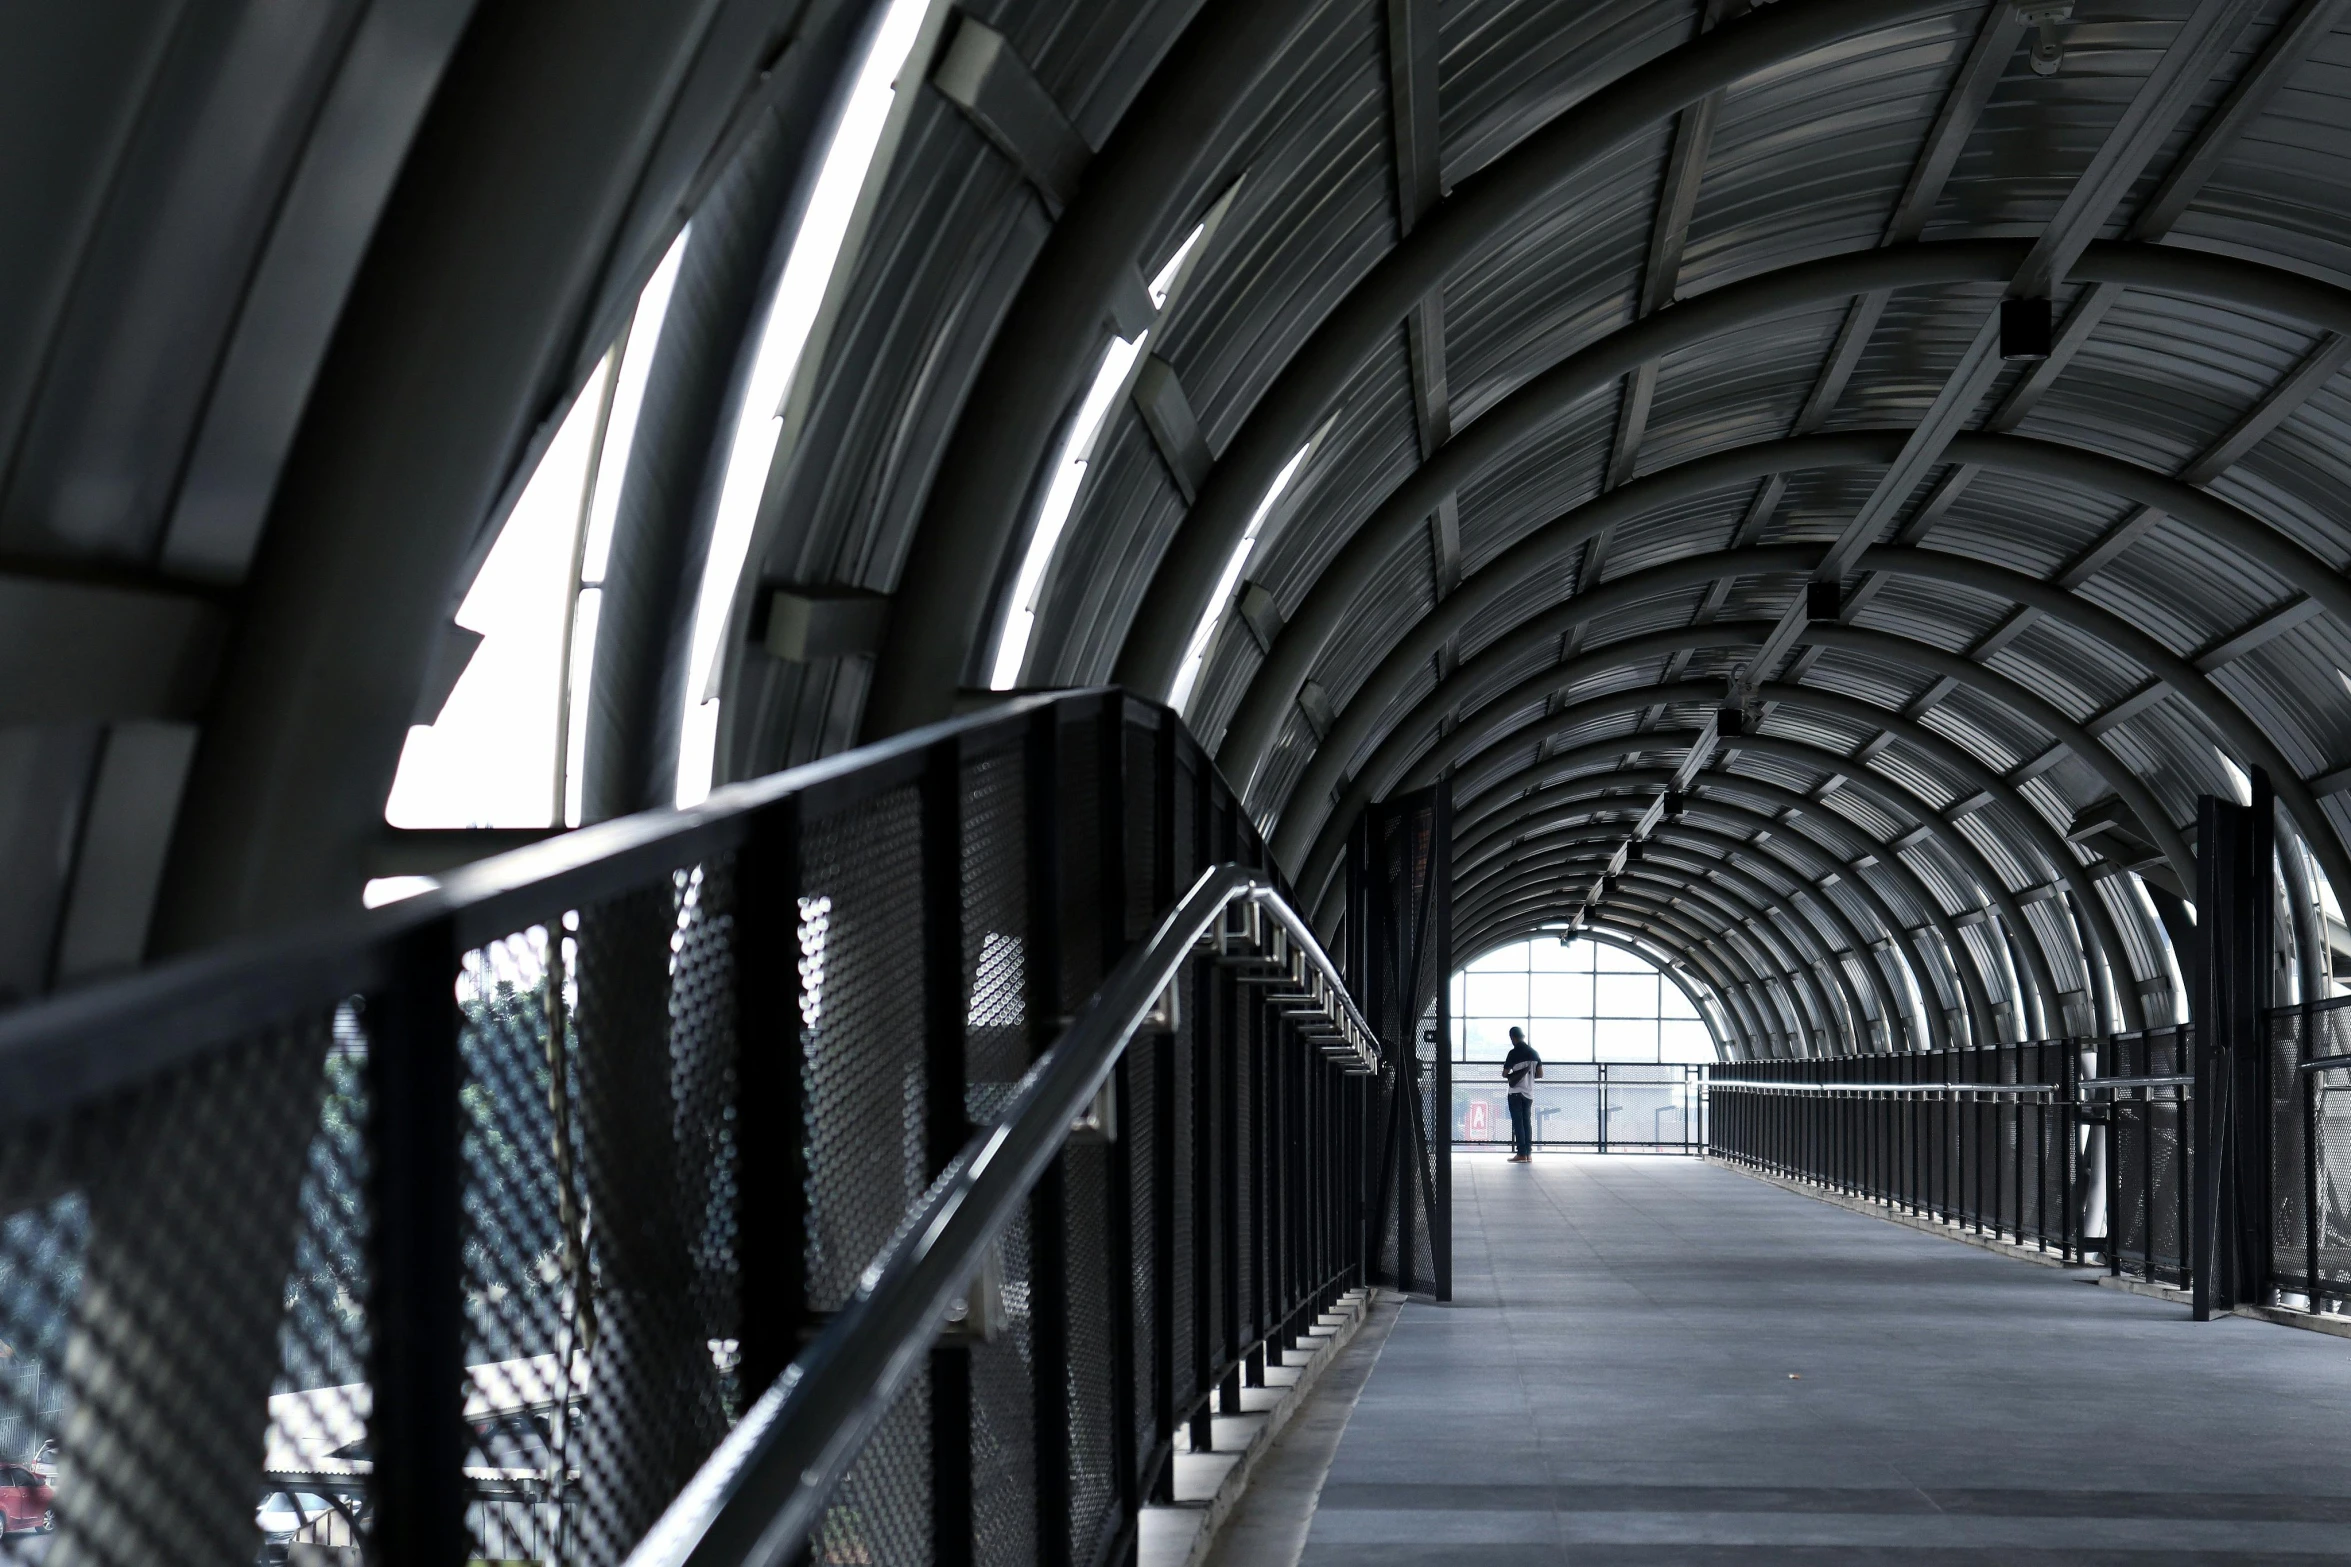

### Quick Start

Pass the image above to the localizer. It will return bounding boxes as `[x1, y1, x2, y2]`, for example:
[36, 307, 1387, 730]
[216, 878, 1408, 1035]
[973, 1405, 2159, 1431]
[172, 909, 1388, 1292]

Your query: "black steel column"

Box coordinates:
[2192, 778, 2274, 1319]
[367, 917, 467, 1567]
[735, 797, 806, 1397]
[923, 738, 973, 1567]
[1024, 708, 1070, 1567]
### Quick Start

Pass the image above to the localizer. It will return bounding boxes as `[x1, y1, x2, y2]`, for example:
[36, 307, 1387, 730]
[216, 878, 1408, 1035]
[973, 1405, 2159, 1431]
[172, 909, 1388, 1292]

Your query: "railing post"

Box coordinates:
[367, 915, 467, 1567]
[2306, 1004, 2322, 1310]
[922, 737, 973, 1567]
[1148, 712, 1177, 1499]
[1023, 705, 1070, 1567]
[736, 795, 807, 1403]
[1096, 697, 1144, 1542]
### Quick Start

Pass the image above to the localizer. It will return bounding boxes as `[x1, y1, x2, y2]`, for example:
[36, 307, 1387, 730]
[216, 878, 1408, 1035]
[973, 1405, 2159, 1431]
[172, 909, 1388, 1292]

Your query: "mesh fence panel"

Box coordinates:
[2323, 1065, 2351, 1306]
[1061, 1144, 1116, 1565]
[0, 1015, 342, 1565]
[2270, 1008, 2309, 1294]
[1125, 1049, 1156, 1472]
[959, 743, 1035, 1567]
[1124, 723, 1158, 946]
[802, 794, 926, 1314]
[1233, 1006, 1255, 1346]
[455, 863, 741, 1567]
[1170, 1019, 1195, 1412]
[821, 1370, 931, 1567]
[2266, 1001, 2351, 1307]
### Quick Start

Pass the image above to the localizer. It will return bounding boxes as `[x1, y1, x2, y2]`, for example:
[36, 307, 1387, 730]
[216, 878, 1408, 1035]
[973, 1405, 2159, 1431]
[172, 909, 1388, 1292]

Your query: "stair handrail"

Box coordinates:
[622, 864, 1378, 1567]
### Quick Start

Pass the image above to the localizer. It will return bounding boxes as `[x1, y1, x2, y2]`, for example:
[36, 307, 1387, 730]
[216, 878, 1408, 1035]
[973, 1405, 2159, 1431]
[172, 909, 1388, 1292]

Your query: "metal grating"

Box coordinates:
[1125, 1046, 1156, 1469]
[801, 793, 927, 1313]
[820, 1368, 931, 1567]
[0, 1016, 342, 1564]
[455, 864, 743, 1566]
[1060, 1143, 1117, 1565]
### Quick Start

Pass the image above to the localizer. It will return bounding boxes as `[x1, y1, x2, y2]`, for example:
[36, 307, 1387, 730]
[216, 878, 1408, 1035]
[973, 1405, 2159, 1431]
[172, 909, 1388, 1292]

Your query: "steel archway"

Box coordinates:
[1486, 880, 1817, 1055]
[1451, 766, 2006, 1051]
[1325, 704, 2079, 1038]
[1458, 792, 1995, 1052]
[1304, 666, 2144, 1033]
[1458, 823, 1925, 1052]
[1107, 0, 1969, 698]
[1206, 240, 2351, 786]
[1470, 839, 1877, 1053]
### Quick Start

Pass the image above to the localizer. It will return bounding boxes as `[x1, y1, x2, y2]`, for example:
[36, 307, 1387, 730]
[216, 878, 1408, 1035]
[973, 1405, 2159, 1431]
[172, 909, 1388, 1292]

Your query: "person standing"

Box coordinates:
[1502, 1026, 1542, 1162]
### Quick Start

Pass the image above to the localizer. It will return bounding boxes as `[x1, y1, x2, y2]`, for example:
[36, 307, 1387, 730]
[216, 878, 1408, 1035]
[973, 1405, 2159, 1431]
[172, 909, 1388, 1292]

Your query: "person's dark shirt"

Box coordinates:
[1503, 1041, 1541, 1098]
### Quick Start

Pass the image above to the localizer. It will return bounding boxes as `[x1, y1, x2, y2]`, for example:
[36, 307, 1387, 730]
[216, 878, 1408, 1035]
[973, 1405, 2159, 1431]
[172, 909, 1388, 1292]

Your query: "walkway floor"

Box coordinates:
[1299, 1152, 2351, 1564]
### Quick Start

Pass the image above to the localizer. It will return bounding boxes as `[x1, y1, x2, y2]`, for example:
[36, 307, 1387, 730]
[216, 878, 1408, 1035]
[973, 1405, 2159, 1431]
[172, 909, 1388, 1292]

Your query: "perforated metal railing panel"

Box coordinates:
[0, 1012, 350, 1566]
[0, 691, 1398, 1567]
[2267, 999, 2351, 1311]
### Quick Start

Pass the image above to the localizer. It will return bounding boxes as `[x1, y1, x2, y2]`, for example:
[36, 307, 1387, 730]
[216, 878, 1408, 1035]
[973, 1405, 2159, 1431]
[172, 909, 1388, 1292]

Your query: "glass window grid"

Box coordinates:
[1450, 937, 1711, 1064]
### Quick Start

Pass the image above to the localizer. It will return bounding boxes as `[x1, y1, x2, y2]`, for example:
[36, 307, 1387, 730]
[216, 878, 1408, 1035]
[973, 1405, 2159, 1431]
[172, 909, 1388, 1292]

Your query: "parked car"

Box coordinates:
[0, 1465, 53, 1533]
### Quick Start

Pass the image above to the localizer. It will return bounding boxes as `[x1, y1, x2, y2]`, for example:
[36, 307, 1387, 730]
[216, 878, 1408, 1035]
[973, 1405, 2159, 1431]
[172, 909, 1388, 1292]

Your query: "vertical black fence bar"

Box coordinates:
[1431, 778, 1453, 1299]
[735, 794, 806, 1416]
[1023, 706, 1071, 1567]
[1147, 712, 1178, 1503]
[2307, 1005, 2322, 1310]
[1094, 699, 1143, 1551]
[1188, 748, 1217, 1450]
[922, 738, 973, 1567]
[367, 915, 467, 1567]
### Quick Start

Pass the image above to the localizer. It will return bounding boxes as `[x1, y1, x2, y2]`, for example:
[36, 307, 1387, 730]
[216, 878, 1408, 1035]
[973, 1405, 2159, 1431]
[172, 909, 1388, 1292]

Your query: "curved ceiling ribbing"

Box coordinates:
[1451, 771, 2005, 1038]
[1465, 822, 1922, 1049]
[1453, 790, 1986, 1049]
[702, 0, 2351, 1056]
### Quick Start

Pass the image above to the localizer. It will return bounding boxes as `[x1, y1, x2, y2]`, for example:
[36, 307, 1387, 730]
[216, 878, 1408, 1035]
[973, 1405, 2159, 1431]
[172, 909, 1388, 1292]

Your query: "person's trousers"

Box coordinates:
[1508, 1094, 1532, 1157]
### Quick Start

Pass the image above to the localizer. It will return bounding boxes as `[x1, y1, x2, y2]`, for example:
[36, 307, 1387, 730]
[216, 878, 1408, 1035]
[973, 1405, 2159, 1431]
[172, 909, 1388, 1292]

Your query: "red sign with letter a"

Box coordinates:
[1466, 1100, 1490, 1139]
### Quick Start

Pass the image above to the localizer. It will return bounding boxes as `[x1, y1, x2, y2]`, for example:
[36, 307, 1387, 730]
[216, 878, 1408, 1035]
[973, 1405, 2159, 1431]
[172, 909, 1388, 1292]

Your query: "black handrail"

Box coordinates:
[625, 867, 1374, 1567]
[0, 684, 1427, 1567]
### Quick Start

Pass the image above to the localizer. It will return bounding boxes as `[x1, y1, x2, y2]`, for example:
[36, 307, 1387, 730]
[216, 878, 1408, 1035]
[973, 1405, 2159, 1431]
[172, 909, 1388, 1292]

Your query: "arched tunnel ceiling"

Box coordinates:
[731, 0, 2351, 1059]
[17, 0, 2351, 1066]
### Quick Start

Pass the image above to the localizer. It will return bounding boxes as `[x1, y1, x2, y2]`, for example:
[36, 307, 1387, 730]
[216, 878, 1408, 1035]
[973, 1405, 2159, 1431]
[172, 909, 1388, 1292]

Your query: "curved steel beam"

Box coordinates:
[1426, 672, 2141, 1033]
[1251, 436, 2256, 893]
[864, 0, 1323, 736]
[1451, 763, 2003, 1049]
[1304, 645, 2140, 1034]
[1182, 236, 2351, 758]
[1109, 0, 1964, 698]
[1865, 543, 2351, 926]
[1474, 843, 1866, 1053]
[1312, 690, 2068, 1034]
[1459, 913, 1749, 1061]
[1470, 836, 1887, 1054]
[1294, 521, 2344, 1031]
[1456, 808, 1933, 1053]
[1461, 825, 1911, 1052]
[1482, 880, 1808, 1055]
[1803, 621, 2194, 892]
[1462, 794, 1978, 1052]
[1448, 737, 2041, 1002]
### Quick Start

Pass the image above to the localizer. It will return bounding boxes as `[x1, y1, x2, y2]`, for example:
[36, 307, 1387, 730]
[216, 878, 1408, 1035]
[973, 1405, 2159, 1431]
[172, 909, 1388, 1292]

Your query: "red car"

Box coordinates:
[0, 1465, 52, 1534]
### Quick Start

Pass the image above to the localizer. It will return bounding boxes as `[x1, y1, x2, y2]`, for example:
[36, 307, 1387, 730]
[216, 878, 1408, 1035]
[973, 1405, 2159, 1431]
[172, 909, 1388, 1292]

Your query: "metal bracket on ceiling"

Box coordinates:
[2015, 2, 2074, 76]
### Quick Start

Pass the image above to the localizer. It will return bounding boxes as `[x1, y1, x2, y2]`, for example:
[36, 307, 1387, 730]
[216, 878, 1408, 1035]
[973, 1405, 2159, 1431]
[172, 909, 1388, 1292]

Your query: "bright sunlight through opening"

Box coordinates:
[675, 0, 933, 808]
[988, 225, 1206, 691]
